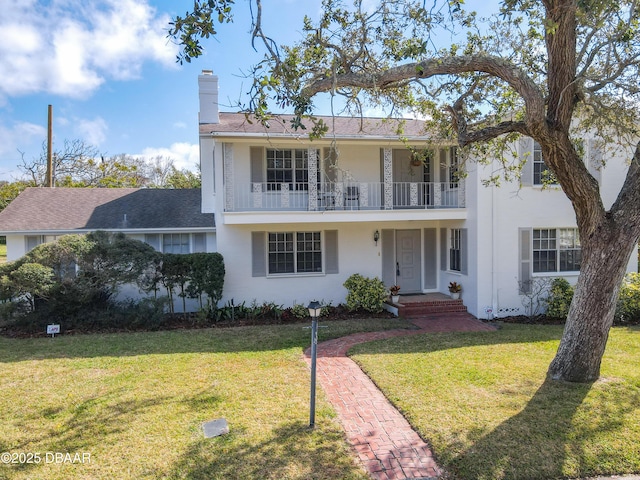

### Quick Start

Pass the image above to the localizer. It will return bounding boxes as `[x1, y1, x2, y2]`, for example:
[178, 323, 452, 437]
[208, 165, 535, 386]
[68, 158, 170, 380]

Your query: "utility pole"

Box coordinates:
[46, 105, 53, 187]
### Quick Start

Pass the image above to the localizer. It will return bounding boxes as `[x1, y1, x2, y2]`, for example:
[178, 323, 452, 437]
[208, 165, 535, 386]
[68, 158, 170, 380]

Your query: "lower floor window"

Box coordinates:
[163, 234, 190, 254]
[450, 229, 461, 272]
[533, 228, 581, 272]
[268, 231, 322, 274]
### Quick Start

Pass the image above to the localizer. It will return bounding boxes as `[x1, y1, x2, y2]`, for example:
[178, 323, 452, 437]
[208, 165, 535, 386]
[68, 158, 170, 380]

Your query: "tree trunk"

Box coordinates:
[547, 225, 638, 382]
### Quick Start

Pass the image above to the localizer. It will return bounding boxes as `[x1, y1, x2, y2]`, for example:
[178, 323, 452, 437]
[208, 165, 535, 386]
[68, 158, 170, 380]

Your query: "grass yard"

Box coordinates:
[0, 318, 411, 480]
[350, 323, 640, 480]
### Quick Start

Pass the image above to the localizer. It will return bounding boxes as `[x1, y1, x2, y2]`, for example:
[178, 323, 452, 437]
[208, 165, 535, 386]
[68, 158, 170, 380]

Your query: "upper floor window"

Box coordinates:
[266, 149, 319, 191]
[533, 228, 580, 273]
[533, 142, 557, 185]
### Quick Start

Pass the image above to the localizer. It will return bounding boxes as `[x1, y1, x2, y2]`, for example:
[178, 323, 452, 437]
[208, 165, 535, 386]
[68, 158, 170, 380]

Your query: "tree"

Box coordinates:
[171, 0, 640, 382]
[0, 180, 33, 212]
[19, 140, 200, 189]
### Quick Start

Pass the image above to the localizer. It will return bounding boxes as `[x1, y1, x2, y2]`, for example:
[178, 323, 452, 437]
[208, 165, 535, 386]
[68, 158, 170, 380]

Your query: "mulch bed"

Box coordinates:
[0, 306, 397, 338]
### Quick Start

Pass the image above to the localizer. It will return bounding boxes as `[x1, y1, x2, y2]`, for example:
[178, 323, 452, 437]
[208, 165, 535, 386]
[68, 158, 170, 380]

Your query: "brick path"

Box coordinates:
[304, 313, 495, 480]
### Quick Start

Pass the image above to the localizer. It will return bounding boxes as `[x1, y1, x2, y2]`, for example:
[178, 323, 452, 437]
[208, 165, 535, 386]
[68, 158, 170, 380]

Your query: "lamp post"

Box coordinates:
[307, 300, 321, 428]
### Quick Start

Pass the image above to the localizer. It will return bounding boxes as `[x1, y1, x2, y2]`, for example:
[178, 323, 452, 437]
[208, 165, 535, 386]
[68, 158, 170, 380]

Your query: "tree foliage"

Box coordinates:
[0, 233, 225, 326]
[171, 0, 640, 382]
[18, 139, 200, 189]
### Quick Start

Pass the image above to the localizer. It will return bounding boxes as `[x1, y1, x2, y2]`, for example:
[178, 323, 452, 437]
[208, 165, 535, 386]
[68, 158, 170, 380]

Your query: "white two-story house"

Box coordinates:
[198, 70, 637, 319]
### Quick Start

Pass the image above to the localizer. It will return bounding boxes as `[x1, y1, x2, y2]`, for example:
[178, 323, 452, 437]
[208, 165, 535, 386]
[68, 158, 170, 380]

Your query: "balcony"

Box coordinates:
[225, 181, 465, 212]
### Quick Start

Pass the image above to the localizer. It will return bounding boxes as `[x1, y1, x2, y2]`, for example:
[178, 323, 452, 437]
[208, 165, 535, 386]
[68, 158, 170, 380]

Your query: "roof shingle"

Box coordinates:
[0, 188, 214, 233]
[200, 112, 431, 139]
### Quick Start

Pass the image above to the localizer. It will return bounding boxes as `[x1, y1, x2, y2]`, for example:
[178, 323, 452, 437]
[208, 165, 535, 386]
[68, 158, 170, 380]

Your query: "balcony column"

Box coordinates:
[383, 148, 393, 210]
[308, 148, 318, 211]
[223, 143, 234, 211]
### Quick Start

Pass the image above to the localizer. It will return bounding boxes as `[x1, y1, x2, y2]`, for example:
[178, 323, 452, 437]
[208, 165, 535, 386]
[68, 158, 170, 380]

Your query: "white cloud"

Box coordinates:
[74, 117, 109, 146]
[137, 142, 200, 171]
[0, 0, 178, 99]
[0, 120, 47, 180]
[0, 120, 46, 157]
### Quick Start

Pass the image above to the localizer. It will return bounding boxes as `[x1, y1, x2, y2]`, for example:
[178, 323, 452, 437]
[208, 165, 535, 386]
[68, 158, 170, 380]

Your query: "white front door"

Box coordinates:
[396, 229, 422, 293]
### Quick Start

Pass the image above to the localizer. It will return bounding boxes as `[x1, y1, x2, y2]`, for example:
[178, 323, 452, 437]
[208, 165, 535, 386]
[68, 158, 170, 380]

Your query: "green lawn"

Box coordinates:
[0, 318, 410, 480]
[350, 323, 640, 480]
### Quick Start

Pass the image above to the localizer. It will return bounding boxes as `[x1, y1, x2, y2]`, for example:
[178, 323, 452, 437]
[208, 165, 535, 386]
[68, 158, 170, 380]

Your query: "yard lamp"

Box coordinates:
[307, 300, 321, 427]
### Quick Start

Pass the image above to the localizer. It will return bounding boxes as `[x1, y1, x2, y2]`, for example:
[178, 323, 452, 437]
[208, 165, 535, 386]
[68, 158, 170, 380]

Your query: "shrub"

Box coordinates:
[615, 273, 640, 324]
[343, 274, 388, 313]
[546, 278, 574, 319]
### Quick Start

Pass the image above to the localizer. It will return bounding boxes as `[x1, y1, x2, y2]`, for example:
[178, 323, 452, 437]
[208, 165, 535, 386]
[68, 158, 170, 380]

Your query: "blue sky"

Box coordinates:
[0, 0, 498, 182]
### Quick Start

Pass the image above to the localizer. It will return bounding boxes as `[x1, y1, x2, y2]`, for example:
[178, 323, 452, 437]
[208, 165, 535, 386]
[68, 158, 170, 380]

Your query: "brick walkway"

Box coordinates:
[304, 313, 495, 480]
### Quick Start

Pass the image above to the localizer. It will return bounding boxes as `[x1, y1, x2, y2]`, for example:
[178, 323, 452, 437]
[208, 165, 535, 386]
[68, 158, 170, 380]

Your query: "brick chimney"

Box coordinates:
[198, 69, 219, 124]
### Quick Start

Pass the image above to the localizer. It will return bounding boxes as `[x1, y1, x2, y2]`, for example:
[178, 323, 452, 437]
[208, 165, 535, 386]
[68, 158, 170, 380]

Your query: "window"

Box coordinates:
[558, 228, 581, 272]
[25, 235, 60, 253]
[533, 141, 557, 185]
[268, 231, 322, 274]
[533, 228, 580, 272]
[266, 149, 319, 191]
[450, 229, 461, 272]
[163, 234, 190, 254]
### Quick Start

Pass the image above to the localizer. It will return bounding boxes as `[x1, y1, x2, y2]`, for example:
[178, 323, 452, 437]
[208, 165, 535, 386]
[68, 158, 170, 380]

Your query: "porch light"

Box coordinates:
[373, 230, 380, 245]
[307, 300, 321, 427]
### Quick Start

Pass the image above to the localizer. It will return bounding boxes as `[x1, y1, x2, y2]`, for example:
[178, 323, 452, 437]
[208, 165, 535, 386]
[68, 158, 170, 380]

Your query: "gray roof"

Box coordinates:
[201, 112, 432, 139]
[0, 188, 215, 233]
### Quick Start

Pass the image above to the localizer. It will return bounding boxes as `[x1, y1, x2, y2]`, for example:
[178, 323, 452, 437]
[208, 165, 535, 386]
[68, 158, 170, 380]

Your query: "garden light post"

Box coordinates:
[307, 300, 321, 428]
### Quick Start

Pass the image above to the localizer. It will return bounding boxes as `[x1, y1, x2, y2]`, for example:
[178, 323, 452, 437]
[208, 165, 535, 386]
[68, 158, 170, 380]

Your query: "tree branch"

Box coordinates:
[301, 55, 546, 126]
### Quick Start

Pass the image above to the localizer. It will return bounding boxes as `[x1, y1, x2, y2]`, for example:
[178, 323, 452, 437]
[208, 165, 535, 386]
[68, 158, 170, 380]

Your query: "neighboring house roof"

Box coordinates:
[0, 188, 215, 234]
[200, 112, 433, 140]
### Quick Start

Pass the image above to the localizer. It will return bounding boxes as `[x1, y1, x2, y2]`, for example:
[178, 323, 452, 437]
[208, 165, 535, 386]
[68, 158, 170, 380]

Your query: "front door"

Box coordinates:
[396, 229, 422, 293]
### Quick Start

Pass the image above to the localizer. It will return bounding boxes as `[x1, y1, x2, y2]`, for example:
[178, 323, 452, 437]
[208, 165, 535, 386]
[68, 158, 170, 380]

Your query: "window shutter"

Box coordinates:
[519, 136, 534, 186]
[381, 229, 395, 287]
[250, 147, 265, 183]
[324, 230, 339, 274]
[460, 228, 468, 275]
[519, 228, 532, 294]
[144, 234, 160, 251]
[193, 233, 207, 253]
[587, 139, 602, 185]
[423, 228, 437, 289]
[440, 228, 448, 271]
[25, 235, 42, 252]
[252, 231, 266, 277]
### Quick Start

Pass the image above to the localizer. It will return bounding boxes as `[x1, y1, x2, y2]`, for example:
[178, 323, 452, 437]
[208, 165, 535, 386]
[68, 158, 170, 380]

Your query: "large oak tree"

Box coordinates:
[171, 0, 640, 382]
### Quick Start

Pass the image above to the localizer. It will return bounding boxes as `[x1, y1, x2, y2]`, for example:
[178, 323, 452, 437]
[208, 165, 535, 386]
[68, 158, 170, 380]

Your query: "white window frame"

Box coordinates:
[533, 141, 558, 185]
[449, 228, 462, 272]
[533, 227, 581, 273]
[265, 149, 319, 192]
[162, 233, 190, 254]
[267, 231, 323, 275]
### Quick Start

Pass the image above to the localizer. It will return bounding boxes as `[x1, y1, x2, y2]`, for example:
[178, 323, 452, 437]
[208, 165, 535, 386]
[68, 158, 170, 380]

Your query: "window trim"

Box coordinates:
[267, 230, 324, 276]
[449, 228, 462, 272]
[265, 148, 320, 192]
[533, 141, 558, 186]
[532, 227, 581, 273]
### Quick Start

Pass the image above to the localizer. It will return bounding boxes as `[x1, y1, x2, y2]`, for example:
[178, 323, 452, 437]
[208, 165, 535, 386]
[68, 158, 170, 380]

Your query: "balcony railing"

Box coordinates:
[225, 181, 465, 212]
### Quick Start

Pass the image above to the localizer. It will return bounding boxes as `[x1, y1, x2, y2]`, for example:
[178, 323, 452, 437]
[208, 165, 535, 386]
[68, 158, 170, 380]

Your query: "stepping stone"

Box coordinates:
[202, 418, 229, 438]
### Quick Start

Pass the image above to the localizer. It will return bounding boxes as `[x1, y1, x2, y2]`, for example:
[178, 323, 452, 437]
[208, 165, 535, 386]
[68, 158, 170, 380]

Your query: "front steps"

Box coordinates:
[394, 297, 468, 318]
